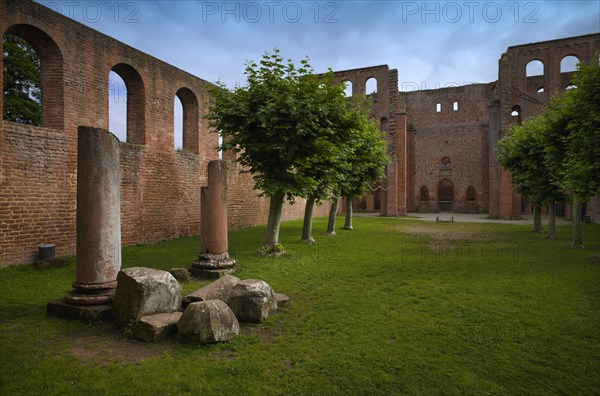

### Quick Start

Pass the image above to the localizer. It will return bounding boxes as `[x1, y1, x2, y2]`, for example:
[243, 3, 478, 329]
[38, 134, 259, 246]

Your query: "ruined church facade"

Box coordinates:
[1, 0, 599, 266]
[334, 33, 600, 220]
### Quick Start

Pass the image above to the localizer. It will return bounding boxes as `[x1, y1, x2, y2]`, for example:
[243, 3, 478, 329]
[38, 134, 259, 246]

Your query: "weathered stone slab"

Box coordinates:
[275, 293, 290, 307]
[47, 298, 112, 324]
[133, 312, 182, 342]
[112, 267, 182, 330]
[182, 274, 240, 309]
[169, 268, 190, 282]
[229, 279, 278, 323]
[177, 300, 239, 344]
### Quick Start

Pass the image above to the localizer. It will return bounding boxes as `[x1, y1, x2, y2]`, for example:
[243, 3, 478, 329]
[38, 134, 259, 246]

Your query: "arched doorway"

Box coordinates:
[437, 179, 454, 211]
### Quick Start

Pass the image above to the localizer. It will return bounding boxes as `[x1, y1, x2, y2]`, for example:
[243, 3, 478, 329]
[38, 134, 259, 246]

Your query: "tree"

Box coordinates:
[297, 128, 350, 244]
[499, 114, 565, 238]
[337, 113, 388, 231]
[557, 64, 600, 247]
[297, 95, 387, 243]
[205, 50, 360, 253]
[499, 63, 600, 247]
[3, 34, 41, 125]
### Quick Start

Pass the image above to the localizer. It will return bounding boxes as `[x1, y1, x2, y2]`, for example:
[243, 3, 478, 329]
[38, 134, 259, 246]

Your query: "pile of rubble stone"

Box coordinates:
[111, 267, 288, 343]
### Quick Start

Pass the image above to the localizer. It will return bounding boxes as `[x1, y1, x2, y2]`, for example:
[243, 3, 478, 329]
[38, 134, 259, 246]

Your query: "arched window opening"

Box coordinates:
[218, 135, 223, 159]
[453, 101, 458, 111]
[3, 24, 64, 129]
[420, 186, 429, 201]
[560, 55, 579, 73]
[108, 71, 127, 142]
[2, 34, 41, 125]
[366, 77, 377, 97]
[466, 186, 476, 201]
[511, 105, 521, 125]
[174, 95, 183, 150]
[175, 87, 199, 154]
[110, 63, 145, 145]
[536, 87, 544, 93]
[436, 103, 441, 113]
[342, 80, 352, 97]
[526, 60, 544, 77]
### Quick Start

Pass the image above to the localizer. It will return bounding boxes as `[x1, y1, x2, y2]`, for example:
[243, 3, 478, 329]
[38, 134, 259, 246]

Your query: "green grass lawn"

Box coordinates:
[1, 217, 599, 395]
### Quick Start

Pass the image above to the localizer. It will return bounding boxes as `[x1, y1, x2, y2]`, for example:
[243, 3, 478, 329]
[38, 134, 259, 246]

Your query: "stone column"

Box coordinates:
[190, 160, 236, 279]
[48, 127, 121, 321]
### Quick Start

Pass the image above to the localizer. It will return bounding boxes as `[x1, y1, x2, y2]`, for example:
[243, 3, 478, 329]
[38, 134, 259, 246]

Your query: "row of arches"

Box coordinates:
[525, 55, 579, 77]
[2, 24, 201, 152]
[525, 55, 581, 93]
[108, 68, 198, 150]
[342, 77, 377, 97]
[419, 182, 476, 202]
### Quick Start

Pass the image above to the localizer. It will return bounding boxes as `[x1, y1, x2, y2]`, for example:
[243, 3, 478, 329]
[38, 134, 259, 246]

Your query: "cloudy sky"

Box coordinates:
[35, 0, 599, 145]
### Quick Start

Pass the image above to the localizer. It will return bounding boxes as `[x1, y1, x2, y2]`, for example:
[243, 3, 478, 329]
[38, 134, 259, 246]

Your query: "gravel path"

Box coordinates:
[355, 211, 572, 226]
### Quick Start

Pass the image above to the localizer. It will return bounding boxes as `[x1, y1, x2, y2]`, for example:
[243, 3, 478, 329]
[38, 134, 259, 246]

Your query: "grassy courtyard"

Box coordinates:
[1, 216, 599, 395]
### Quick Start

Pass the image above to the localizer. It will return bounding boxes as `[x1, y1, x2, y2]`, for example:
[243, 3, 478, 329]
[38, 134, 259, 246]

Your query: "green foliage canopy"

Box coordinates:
[499, 63, 600, 203]
[205, 49, 387, 203]
[3, 34, 41, 125]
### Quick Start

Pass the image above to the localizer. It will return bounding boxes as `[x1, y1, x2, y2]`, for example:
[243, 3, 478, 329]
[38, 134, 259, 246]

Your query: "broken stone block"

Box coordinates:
[275, 293, 291, 307]
[169, 268, 190, 282]
[228, 279, 278, 323]
[133, 312, 182, 342]
[177, 300, 239, 344]
[112, 267, 182, 330]
[182, 274, 240, 308]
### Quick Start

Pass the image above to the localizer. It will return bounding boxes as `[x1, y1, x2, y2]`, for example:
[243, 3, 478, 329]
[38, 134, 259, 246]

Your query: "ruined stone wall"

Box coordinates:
[404, 84, 495, 213]
[0, 122, 75, 264]
[331, 65, 407, 216]
[225, 163, 330, 231]
[490, 33, 600, 218]
[0, 0, 323, 267]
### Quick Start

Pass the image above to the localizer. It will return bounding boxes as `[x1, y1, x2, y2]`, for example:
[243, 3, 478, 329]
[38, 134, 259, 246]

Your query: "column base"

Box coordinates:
[189, 252, 237, 280]
[64, 281, 117, 306]
[47, 298, 112, 323]
[47, 281, 116, 323]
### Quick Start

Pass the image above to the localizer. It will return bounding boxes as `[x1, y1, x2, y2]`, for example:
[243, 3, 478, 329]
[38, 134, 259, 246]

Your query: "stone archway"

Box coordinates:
[437, 179, 454, 211]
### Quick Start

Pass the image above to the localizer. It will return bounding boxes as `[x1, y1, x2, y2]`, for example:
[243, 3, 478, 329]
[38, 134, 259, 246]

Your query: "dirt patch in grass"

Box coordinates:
[402, 224, 496, 241]
[62, 322, 278, 365]
[586, 255, 600, 264]
[211, 348, 237, 360]
[428, 240, 455, 253]
[401, 224, 499, 252]
[63, 323, 173, 365]
[240, 325, 279, 343]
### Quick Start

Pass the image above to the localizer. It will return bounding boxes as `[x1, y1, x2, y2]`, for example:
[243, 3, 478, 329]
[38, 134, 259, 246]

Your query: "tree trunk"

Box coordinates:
[532, 204, 543, 233]
[326, 193, 340, 236]
[264, 191, 285, 248]
[301, 196, 316, 244]
[571, 199, 583, 248]
[546, 202, 557, 239]
[343, 196, 353, 230]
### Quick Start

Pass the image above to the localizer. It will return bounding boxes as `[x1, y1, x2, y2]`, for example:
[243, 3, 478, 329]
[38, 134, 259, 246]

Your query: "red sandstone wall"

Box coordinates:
[331, 65, 407, 216]
[0, 0, 327, 267]
[404, 84, 495, 213]
[2, 1, 599, 267]
[226, 163, 330, 230]
[0, 122, 76, 264]
[491, 34, 600, 218]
